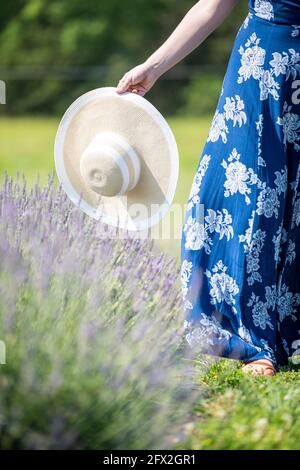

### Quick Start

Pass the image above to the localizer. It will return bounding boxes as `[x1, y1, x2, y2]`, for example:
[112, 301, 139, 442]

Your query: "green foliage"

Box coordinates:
[0, 175, 199, 449]
[0, 115, 212, 258]
[178, 74, 224, 116]
[181, 359, 300, 450]
[1, 114, 300, 449]
[0, 117, 59, 186]
[0, 0, 248, 115]
[0, 115, 212, 199]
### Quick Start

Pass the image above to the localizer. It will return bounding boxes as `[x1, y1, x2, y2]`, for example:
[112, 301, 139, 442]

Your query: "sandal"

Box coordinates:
[242, 359, 276, 377]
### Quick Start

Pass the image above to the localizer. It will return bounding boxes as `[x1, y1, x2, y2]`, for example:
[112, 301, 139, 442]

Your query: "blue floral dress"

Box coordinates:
[180, 0, 300, 367]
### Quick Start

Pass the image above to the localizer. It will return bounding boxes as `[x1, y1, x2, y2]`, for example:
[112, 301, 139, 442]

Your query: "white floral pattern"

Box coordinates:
[187, 154, 211, 211]
[247, 285, 276, 330]
[292, 25, 300, 38]
[238, 33, 300, 101]
[184, 314, 232, 354]
[183, 208, 234, 252]
[292, 190, 300, 228]
[181, 1, 300, 366]
[207, 95, 247, 144]
[205, 260, 240, 314]
[242, 12, 254, 30]
[239, 216, 267, 286]
[221, 148, 287, 218]
[272, 223, 288, 266]
[221, 148, 259, 204]
[256, 114, 266, 166]
[277, 283, 300, 323]
[180, 259, 193, 311]
[255, 166, 287, 218]
[277, 101, 300, 151]
[253, 0, 274, 21]
[238, 324, 253, 344]
[291, 163, 300, 229]
[238, 34, 266, 83]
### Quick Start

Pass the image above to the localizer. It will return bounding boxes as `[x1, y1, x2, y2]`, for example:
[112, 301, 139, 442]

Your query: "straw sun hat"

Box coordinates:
[54, 87, 179, 231]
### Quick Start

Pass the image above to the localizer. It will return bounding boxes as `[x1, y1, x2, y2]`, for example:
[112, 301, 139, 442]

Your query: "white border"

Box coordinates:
[54, 87, 179, 231]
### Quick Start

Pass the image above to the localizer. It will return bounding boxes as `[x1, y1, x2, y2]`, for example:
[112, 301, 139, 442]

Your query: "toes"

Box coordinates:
[242, 363, 275, 377]
[263, 368, 275, 377]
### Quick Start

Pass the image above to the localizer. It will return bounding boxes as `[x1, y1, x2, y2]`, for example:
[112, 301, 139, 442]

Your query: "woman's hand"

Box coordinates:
[116, 0, 238, 96]
[116, 62, 160, 96]
[117, 0, 238, 97]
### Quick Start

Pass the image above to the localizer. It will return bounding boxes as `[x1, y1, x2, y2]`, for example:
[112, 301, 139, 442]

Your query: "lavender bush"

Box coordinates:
[0, 173, 199, 450]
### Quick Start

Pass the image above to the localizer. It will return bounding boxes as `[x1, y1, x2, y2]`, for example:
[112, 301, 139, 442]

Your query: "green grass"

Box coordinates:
[0, 117, 60, 186]
[1, 116, 300, 450]
[0, 115, 209, 193]
[177, 358, 300, 450]
[0, 115, 211, 258]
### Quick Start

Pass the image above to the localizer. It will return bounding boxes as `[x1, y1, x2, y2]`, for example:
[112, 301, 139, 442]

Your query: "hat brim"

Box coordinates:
[54, 87, 179, 231]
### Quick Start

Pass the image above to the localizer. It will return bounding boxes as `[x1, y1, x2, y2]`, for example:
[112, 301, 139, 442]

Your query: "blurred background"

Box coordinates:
[0, 0, 248, 255]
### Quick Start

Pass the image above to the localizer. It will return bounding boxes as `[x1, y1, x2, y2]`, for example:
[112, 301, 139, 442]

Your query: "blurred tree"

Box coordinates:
[0, 0, 247, 115]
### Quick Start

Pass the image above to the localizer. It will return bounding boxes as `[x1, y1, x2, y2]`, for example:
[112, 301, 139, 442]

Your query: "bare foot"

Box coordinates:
[242, 359, 276, 377]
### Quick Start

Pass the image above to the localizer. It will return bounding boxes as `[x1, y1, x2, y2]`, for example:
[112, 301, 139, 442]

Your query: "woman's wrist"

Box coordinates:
[145, 55, 169, 78]
[144, 0, 239, 81]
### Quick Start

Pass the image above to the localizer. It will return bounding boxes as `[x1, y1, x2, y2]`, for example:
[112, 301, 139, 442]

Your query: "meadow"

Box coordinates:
[1, 117, 300, 450]
[0, 115, 210, 257]
[0, 115, 208, 197]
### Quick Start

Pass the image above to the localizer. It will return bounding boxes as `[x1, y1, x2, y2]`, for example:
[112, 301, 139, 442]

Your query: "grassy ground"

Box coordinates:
[179, 358, 300, 450]
[0, 115, 208, 192]
[0, 117, 59, 186]
[1, 116, 300, 450]
[0, 115, 210, 258]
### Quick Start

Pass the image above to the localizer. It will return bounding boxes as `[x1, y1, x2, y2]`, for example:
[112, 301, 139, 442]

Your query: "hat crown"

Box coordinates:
[80, 131, 141, 197]
[55, 87, 179, 230]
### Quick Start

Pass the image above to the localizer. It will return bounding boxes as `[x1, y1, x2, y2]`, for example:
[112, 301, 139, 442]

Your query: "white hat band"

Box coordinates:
[80, 132, 141, 197]
[54, 87, 179, 231]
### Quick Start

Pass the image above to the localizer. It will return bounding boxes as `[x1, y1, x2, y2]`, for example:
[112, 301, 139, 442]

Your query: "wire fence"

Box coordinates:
[0, 64, 226, 81]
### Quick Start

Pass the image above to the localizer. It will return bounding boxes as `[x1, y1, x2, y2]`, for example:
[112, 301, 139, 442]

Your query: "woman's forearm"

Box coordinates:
[146, 0, 239, 77]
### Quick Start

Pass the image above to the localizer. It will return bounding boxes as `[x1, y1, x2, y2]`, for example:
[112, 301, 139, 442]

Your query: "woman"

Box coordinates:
[117, 0, 300, 377]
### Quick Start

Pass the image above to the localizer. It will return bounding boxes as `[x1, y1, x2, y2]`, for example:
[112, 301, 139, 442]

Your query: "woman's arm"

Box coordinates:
[116, 0, 239, 95]
[146, 0, 239, 76]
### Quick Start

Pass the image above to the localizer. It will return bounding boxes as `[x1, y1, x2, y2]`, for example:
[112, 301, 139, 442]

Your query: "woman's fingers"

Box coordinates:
[117, 79, 140, 94]
[116, 81, 126, 93]
[129, 87, 144, 96]
[131, 89, 145, 96]
[116, 65, 147, 93]
[130, 83, 146, 93]
[116, 73, 132, 93]
[116, 63, 158, 95]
